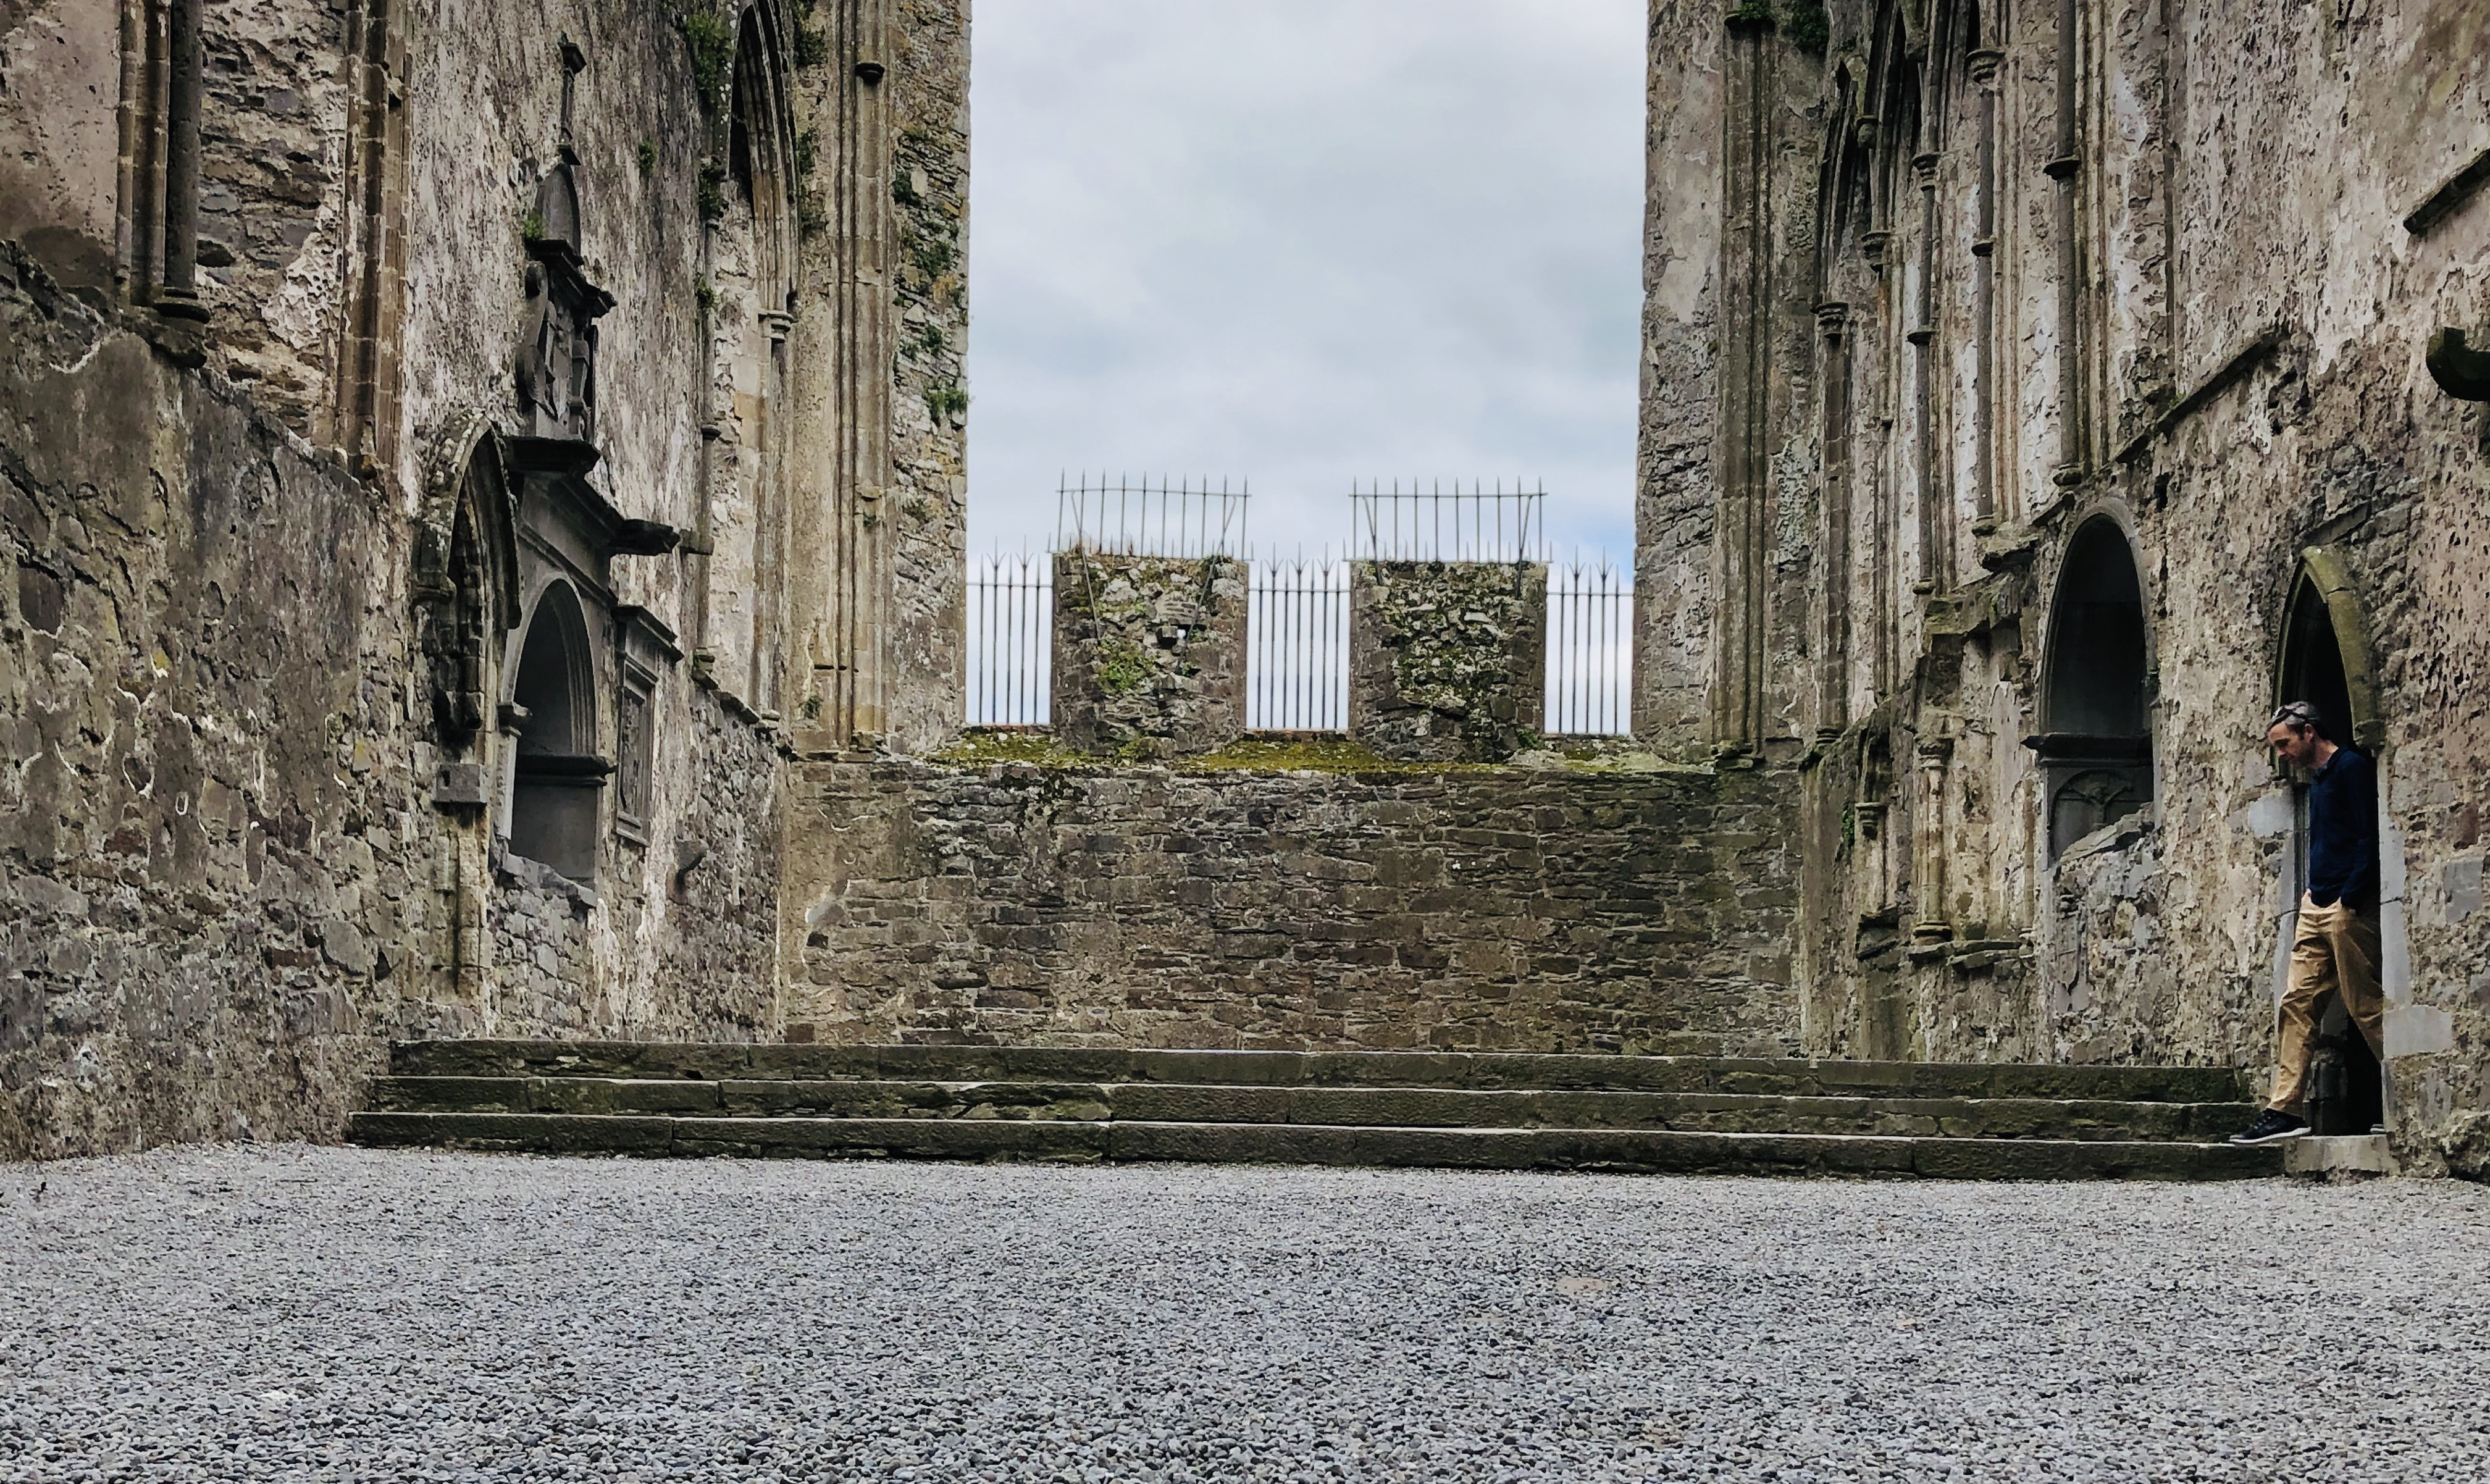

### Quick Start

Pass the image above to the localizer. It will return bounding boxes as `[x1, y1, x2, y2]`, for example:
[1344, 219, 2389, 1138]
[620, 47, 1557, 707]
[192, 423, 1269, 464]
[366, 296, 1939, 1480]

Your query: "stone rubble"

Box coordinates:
[4, 1146, 2487, 1482]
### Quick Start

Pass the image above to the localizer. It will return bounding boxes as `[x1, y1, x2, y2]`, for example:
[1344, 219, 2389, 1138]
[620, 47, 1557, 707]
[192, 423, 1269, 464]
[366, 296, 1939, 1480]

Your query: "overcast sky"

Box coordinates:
[965, 0, 1648, 566]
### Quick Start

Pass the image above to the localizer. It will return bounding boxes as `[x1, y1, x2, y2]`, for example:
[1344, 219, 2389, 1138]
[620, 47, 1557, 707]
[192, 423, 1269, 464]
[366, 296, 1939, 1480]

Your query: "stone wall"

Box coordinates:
[0, 244, 784, 1156]
[1050, 553, 1247, 758]
[1645, 0, 2490, 1170]
[1350, 560, 1547, 763]
[783, 755, 1800, 1057]
[1, 254, 414, 1157]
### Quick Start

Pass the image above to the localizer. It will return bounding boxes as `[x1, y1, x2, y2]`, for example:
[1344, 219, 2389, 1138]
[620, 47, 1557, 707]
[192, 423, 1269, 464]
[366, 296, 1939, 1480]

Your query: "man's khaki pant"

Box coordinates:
[2270, 893, 2386, 1113]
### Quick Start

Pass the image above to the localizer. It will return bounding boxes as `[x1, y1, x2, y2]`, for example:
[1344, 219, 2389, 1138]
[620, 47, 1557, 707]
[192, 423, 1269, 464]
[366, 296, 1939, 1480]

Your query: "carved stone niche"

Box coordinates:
[498, 436, 679, 884]
[519, 163, 613, 444]
[492, 159, 680, 887]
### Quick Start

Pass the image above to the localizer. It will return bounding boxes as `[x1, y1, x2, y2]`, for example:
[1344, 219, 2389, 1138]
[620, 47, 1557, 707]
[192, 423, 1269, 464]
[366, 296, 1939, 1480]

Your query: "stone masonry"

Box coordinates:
[0, 0, 967, 1159]
[784, 755, 1800, 1057]
[1050, 552, 1247, 759]
[1639, 0, 2490, 1172]
[1349, 560, 1549, 763]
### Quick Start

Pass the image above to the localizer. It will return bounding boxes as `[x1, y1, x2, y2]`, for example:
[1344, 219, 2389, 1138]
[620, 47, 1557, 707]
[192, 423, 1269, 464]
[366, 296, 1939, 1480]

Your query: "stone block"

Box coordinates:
[1051, 552, 1247, 757]
[1349, 561, 1547, 761]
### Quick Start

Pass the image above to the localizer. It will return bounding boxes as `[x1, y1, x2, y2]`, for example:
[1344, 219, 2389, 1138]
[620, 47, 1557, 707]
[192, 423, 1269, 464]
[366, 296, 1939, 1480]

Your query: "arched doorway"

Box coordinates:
[2274, 548, 2386, 1132]
[507, 581, 604, 881]
[2033, 517, 2154, 862]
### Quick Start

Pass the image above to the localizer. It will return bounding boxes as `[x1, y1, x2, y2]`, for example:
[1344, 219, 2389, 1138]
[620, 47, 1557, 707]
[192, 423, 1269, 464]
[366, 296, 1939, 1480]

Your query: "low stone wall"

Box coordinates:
[785, 755, 1800, 1056]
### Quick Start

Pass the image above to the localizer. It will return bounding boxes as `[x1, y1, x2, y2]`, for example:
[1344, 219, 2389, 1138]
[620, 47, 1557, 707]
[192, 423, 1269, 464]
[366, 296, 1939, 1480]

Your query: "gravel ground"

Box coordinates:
[3, 1148, 2488, 1483]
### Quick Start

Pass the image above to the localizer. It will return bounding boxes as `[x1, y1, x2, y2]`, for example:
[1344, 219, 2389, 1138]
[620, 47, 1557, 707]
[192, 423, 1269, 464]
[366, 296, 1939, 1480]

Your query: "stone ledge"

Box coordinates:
[2284, 1133, 2395, 1178]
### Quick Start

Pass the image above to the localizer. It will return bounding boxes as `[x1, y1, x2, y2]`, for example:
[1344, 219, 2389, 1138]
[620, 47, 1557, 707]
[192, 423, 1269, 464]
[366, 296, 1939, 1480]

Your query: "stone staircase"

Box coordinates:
[348, 1041, 2285, 1180]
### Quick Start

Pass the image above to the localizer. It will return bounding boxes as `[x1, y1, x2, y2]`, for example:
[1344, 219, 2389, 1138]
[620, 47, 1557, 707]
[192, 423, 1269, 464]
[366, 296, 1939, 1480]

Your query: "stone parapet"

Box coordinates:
[1049, 552, 1247, 758]
[1349, 561, 1548, 762]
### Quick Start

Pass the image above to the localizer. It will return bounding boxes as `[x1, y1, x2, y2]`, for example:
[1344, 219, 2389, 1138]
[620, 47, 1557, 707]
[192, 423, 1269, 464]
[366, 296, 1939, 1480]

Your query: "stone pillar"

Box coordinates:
[1349, 560, 1548, 763]
[1050, 552, 1246, 758]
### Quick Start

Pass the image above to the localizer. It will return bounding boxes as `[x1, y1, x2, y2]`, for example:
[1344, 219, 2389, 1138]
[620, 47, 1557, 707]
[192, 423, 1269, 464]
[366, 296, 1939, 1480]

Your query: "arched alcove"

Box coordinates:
[507, 581, 604, 881]
[2271, 547, 2387, 1131]
[2275, 547, 2382, 754]
[2033, 517, 2155, 861]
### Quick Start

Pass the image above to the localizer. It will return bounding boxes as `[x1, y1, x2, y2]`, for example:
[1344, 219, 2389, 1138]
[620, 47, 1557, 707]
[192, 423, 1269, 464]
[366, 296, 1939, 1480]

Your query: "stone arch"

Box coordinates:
[2034, 513, 2155, 861]
[507, 580, 604, 881]
[416, 420, 521, 761]
[2274, 545, 2384, 755]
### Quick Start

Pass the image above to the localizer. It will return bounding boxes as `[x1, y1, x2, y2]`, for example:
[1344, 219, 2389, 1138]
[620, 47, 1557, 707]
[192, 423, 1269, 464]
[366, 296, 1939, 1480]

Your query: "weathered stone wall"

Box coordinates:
[0, 214, 787, 1159]
[1350, 560, 1547, 763]
[882, 0, 972, 754]
[1050, 553, 1247, 758]
[783, 756, 1800, 1057]
[1, 254, 414, 1157]
[1648, 0, 2490, 1169]
[0, 0, 964, 1158]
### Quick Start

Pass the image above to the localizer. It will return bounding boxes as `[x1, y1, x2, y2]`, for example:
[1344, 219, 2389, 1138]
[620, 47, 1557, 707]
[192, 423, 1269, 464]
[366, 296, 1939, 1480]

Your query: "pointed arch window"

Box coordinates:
[2030, 518, 2155, 861]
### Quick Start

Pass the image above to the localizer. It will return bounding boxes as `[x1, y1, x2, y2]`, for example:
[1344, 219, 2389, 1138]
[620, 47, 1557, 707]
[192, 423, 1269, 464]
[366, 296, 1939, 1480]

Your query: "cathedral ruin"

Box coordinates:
[2, 0, 2485, 1177]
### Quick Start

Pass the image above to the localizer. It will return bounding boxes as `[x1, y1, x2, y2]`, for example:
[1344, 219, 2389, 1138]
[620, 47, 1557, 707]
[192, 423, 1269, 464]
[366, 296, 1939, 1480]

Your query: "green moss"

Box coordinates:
[519, 208, 545, 243]
[795, 128, 818, 178]
[794, 24, 829, 68]
[635, 139, 657, 178]
[680, 10, 734, 107]
[934, 729, 1100, 769]
[694, 275, 716, 314]
[1093, 639, 1151, 696]
[697, 162, 727, 222]
[1785, 0, 1829, 49]
[923, 381, 967, 423]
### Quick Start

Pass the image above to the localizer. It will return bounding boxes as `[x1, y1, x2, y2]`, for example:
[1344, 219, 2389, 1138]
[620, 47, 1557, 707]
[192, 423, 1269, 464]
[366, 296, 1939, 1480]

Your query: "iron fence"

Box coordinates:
[1247, 555, 1348, 731]
[1545, 557, 1633, 736]
[1057, 473, 1250, 558]
[1350, 479, 1546, 563]
[965, 543, 1633, 739]
[965, 552, 1052, 727]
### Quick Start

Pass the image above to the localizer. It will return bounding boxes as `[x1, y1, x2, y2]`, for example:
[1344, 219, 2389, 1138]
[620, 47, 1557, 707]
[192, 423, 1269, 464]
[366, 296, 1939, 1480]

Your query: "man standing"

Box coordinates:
[2231, 701, 2384, 1144]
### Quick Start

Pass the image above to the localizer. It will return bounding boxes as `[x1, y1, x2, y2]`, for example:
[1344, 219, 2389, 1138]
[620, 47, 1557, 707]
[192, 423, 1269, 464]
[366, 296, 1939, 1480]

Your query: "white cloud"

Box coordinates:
[966, 0, 1646, 563]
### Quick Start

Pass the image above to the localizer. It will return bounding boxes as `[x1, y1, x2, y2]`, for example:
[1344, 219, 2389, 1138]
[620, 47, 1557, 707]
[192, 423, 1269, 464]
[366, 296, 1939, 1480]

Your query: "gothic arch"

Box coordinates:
[507, 580, 604, 881]
[2275, 546, 2384, 754]
[2034, 512, 2156, 860]
[416, 419, 522, 756]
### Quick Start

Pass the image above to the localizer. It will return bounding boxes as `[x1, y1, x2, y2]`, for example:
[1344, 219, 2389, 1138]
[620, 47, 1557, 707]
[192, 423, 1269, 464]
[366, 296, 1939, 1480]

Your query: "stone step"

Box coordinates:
[346, 1110, 2285, 1181]
[367, 1075, 2259, 1144]
[386, 1041, 2252, 1105]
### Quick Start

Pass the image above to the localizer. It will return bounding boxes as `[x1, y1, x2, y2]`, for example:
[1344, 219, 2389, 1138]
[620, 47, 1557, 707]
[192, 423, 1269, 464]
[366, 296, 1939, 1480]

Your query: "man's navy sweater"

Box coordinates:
[2307, 745, 2379, 910]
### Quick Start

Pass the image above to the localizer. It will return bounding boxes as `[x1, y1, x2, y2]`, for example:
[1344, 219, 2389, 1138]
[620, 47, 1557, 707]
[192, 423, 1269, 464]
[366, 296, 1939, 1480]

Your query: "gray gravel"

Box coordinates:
[3, 1148, 2488, 1483]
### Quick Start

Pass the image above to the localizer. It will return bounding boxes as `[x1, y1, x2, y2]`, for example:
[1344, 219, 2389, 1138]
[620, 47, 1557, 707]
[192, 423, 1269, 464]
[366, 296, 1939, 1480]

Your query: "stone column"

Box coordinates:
[1910, 149, 1942, 591]
[2047, 0, 2088, 489]
[1050, 552, 1246, 758]
[1349, 560, 1548, 763]
[154, 0, 208, 321]
[1968, 47, 2003, 531]
[1711, 5, 1777, 753]
[1814, 300, 1852, 742]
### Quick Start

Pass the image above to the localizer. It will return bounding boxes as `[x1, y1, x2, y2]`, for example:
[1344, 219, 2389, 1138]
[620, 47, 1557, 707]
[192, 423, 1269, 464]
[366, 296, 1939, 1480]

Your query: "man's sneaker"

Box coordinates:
[2229, 1110, 2308, 1145]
